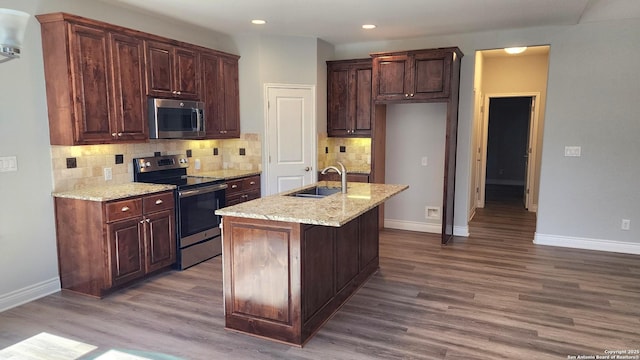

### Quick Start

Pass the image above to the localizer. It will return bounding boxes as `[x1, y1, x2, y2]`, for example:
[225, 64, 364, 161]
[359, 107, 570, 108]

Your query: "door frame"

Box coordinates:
[263, 83, 317, 196]
[478, 92, 540, 211]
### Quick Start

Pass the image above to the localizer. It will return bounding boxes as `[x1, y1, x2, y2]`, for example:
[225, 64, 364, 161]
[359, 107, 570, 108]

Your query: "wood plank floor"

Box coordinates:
[1, 204, 639, 359]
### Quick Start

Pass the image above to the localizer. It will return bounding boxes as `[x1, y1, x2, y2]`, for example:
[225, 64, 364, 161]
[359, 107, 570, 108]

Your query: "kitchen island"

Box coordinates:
[215, 181, 408, 346]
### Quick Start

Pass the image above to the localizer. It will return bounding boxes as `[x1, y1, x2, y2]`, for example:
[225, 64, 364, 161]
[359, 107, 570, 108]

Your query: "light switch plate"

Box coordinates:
[0, 156, 18, 172]
[564, 146, 581, 157]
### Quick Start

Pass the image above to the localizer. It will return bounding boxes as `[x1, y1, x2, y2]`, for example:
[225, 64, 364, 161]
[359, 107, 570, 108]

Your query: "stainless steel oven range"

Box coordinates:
[133, 155, 226, 270]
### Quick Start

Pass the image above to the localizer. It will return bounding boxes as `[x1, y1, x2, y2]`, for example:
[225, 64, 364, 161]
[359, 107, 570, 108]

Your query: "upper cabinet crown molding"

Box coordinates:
[371, 47, 463, 103]
[36, 12, 240, 145]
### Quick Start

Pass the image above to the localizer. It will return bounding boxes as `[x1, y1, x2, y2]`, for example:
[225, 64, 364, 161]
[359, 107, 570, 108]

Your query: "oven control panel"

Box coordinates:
[134, 155, 189, 173]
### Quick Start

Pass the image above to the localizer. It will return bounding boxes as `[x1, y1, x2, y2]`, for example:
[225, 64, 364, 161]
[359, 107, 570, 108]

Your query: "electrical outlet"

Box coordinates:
[564, 146, 581, 157]
[194, 159, 201, 170]
[104, 167, 112, 181]
[0, 156, 18, 172]
[425, 206, 440, 219]
[421, 156, 428, 166]
[621, 219, 631, 231]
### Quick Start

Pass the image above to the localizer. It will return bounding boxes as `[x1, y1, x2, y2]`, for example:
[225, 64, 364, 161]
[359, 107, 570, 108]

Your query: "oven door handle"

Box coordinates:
[178, 183, 228, 198]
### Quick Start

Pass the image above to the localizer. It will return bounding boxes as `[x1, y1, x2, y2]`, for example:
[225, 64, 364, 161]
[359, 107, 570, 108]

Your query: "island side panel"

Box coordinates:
[222, 216, 303, 345]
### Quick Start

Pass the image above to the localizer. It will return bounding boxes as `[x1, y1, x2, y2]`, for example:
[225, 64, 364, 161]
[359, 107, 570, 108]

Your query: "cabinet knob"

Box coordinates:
[405, 94, 409, 98]
[231, 184, 238, 188]
[249, 181, 256, 185]
[172, 91, 178, 94]
[117, 132, 122, 137]
[155, 199, 163, 205]
[410, 93, 414, 97]
[112, 133, 117, 137]
[146, 218, 151, 223]
[140, 220, 145, 224]
[121, 206, 130, 212]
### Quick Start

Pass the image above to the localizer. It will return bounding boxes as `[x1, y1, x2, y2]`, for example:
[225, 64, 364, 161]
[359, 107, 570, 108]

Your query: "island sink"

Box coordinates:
[287, 185, 341, 198]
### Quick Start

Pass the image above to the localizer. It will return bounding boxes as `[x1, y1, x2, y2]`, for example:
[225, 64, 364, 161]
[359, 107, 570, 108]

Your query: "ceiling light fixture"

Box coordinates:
[362, 24, 376, 30]
[0, 8, 30, 64]
[251, 19, 266, 25]
[504, 46, 527, 55]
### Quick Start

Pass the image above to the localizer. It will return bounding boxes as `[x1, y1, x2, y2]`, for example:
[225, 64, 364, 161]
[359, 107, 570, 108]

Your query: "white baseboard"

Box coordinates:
[454, 225, 469, 237]
[384, 219, 470, 238]
[384, 219, 441, 233]
[486, 179, 525, 186]
[534, 233, 640, 255]
[0, 277, 60, 313]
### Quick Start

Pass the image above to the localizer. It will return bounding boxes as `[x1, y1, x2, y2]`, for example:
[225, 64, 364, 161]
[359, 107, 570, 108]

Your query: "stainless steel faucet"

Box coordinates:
[320, 162, 347, 193]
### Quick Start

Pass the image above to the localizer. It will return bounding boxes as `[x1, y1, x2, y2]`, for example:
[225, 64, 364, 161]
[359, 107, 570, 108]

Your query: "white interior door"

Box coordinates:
[265, 84, 316, 195]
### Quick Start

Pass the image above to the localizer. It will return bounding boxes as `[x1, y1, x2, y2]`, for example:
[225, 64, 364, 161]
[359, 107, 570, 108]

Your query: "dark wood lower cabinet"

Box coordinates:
[222, 207, 379, 346]
[54, 191, 176, 298]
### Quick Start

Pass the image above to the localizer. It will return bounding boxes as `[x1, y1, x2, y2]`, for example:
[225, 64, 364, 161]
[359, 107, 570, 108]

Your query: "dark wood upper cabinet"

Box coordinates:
[110, 33, 148, 141]
[38, 14, 147, 144]
[38, 12, 240, 144]
[327, 59, 372, 137]
[146, 40, 200, 100]
[202, 50, 240, 138]
[372, 48, 459, 103]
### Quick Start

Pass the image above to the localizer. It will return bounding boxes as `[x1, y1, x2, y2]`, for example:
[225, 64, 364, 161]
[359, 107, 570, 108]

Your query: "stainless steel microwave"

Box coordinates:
[148, 98, 205, 139]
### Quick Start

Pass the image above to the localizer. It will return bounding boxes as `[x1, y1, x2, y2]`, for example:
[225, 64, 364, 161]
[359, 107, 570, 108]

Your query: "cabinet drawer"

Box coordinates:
[106, 198, 143, 223]
[226, 178, 244, 195]
[143, 192, 174, 213]
[242, 176, 260, 191]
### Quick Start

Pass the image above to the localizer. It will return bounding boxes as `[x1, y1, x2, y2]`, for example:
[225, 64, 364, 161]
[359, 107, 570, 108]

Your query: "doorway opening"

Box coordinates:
[485, 96, 534, 208]
[469, 45, 550, 238]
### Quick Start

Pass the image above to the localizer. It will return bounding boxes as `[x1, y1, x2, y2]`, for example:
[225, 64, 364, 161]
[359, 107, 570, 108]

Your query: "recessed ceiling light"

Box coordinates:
[251, 19, 266, 25]
[504, 47, 527, 54]
[362, 24, 376, 30]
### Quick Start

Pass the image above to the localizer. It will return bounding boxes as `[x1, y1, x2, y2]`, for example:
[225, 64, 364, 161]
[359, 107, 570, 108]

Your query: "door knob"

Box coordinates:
[304, 166, 311, 172]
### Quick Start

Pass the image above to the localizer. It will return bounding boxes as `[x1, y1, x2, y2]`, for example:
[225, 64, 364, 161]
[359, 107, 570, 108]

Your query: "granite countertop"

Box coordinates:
[215, 181, 408, 227]
[197, 169, 261, 181]
[52, 183, 176, 202]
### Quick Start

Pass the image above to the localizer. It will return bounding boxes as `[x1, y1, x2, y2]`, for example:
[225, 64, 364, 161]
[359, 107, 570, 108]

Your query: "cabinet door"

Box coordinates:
[110, 33, 147, 141]
[202, 52, 222, 137]
[145, 41, 174, 97]
[69, 23, 113, 144]
[327, 65, 350, 136]
[108, 218, 145, 287]
[174, 47, 200, 100]
[373, 54, 410, 102]
[335, 218, 359, 291]
[352, 66, 372, 135]
[411, 50, 451, 100]
[359, 207, 379, 270]
[302, 225, 335, 322]
[145, 209, 176, 273]
[220, 56, 240, 137]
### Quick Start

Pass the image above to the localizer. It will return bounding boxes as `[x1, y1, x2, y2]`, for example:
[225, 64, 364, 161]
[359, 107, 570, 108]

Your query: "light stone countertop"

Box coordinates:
[197, 169, 261, 181]
[215, 181, 408, 227]
[52, 183, 176, 202]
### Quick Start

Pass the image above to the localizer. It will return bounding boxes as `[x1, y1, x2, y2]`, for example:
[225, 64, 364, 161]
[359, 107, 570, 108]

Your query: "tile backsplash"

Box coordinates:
[317, 133, 371, 173]
[51, 133, 262, 192]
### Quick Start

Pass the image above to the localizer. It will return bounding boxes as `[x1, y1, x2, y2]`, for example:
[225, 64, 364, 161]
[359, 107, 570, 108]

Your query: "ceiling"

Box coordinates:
[98, 0, 640, 45]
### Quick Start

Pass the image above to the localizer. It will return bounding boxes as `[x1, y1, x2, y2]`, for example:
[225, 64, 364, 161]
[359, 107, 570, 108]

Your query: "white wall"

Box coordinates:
[334, 20, 640, 252]
[0, 0, 236, 311]
[384, 103, 446, 233]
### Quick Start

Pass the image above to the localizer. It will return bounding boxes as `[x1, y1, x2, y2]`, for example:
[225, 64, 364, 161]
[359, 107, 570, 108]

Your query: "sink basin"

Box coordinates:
[287, 186, 341, 198]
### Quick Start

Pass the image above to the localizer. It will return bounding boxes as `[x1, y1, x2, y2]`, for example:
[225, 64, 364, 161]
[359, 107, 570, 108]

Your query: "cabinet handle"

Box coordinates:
[112, 132, 117, 137]
[117, 132, 122, 137]
[140, 220, 145, 224]
[172, 90, 177, 94]
[177, 91, 182, 95]
[231, 184, 238, 188]
[249, 181, 256, 185]
[121, 206, 130, 212]
[146, 218, 151, 223]
[155, 199, 163, 205]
